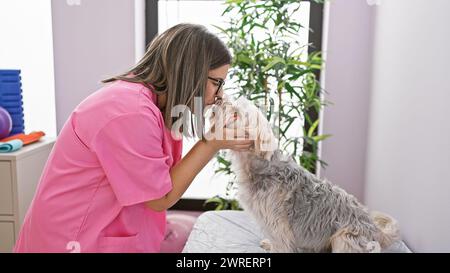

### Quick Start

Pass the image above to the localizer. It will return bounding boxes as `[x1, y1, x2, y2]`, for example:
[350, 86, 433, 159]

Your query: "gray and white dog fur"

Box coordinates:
[209, 96, 400, 253]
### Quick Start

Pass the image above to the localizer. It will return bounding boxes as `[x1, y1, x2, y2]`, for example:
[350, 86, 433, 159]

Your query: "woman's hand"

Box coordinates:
[146, 129, 251, 212]
[204, 127, 254, 152]
[203, 114, 254, 152]
[146, 116, 254, 212]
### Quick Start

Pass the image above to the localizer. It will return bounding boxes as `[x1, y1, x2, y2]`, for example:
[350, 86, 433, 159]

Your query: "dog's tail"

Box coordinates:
[370, 211, 400, 248]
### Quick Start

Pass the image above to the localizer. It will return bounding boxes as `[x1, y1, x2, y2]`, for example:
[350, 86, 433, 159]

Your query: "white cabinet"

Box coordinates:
[0, 162, 13, 215]
[0, 222, 15, 253]
[0, 138, 55, 252]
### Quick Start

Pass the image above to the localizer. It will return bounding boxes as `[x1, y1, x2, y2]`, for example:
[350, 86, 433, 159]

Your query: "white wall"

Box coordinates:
[322, 0, 450, 252]
[135, 0, 146, 62]
[365, 0, 450, 252]
[320, 0, 375, 200]
[51, 0, 137, 132]
[0, 0, 57, 137]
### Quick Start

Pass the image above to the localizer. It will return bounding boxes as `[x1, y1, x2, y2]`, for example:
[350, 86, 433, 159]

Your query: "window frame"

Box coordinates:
[145, 0, 324, 211]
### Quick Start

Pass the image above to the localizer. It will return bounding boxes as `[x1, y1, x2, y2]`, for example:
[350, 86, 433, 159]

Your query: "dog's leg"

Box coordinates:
[260, 238, 294, 253]
[365, 241, 381, 253]
[370, 211, 400, 248]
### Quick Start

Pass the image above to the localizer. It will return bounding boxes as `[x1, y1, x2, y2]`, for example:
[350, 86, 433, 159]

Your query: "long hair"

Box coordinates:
[103, 23, 231, 135]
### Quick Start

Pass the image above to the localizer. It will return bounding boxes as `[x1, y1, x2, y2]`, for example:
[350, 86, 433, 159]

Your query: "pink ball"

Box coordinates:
[0, 107, 12, 139]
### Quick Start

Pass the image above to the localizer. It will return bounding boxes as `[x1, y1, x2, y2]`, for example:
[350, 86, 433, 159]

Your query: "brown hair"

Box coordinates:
[103, 23, 231, 132]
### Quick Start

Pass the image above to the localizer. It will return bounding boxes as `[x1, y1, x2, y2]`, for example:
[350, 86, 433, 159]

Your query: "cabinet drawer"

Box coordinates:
[0, 161, 14, 215]
[0, 221, 15, 253]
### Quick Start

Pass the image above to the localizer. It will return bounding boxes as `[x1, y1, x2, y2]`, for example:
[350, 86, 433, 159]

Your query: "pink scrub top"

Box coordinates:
[14, 80, 182, 253]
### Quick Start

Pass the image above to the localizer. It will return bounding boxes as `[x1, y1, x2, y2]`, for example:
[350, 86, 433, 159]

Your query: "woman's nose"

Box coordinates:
[216, 89, 224, 99]
[214, 91, 223, 104]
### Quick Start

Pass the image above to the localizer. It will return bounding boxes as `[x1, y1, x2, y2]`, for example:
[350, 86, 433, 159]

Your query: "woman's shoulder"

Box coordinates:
[76, 80, 158, 116]
[71, 80, 164, 145]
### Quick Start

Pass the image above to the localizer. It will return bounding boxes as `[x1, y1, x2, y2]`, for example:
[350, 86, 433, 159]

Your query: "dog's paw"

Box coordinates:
[260, 239, 272, 252]
[366, 241, 381, 253]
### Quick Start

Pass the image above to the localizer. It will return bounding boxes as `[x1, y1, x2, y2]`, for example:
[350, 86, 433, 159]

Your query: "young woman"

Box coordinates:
[14, 23, 253, 253]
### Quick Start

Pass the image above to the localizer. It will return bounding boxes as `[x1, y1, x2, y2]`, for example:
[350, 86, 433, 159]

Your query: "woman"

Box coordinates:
[14, 24, 253, 253]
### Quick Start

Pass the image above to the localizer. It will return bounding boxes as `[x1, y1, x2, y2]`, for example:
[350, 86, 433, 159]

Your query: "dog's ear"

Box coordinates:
[205, 98, 238, 141]
[233, 97, 278, 160]
[204, 104, 219, 139]
[254, 110, 278, 160]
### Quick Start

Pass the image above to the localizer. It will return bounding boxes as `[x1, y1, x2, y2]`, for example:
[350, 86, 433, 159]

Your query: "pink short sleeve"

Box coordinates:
[92, 112, 173, 207]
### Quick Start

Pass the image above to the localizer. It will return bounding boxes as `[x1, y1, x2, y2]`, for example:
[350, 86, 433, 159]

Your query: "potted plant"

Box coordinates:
[206, 0, 329, 210]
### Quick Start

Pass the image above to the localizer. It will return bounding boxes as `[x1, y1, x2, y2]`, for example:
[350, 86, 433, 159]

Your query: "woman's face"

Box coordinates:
[204, 64, 230, 106]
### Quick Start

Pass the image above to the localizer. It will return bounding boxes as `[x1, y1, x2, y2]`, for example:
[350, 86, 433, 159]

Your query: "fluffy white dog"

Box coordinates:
[209, 96, 400, 253]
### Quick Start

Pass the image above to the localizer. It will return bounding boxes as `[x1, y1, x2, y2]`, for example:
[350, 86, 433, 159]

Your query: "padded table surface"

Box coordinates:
[183, 210, 412, 253]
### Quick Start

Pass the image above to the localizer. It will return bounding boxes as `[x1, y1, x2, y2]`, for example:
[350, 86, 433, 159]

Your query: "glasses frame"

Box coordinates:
[208, 76, 225, 95]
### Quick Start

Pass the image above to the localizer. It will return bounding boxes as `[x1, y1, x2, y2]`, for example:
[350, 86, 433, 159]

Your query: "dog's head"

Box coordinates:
[207, 95, 278, 160]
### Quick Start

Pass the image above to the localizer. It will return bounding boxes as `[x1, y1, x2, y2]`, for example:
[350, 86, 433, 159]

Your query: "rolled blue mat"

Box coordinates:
[0, 139, 23, 153]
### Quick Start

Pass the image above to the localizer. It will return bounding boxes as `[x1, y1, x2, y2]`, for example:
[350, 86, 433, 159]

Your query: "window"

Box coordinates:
[146, 0, 323, 203]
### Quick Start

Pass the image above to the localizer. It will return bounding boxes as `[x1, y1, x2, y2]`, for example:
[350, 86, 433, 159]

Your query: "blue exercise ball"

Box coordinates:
[0, 106, 13, 139]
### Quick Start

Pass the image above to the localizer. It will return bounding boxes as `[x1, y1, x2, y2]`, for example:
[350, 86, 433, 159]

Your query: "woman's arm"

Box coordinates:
[146, 128, 253, 211]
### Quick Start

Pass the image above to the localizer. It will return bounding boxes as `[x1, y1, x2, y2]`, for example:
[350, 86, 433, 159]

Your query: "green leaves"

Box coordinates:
[210, 0, 329, 211]
[204, 196, 242, 211]
[262, 56, 285, 72]
[215, 154, 232, 175]
[312, 134, 332, 142]
[225, 0, 244, 4]
[307, 119, 319, 138]
[236, 53, 254, 66]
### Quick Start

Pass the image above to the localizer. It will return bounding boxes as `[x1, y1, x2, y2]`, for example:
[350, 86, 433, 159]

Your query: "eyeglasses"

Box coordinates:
[208, 76, 225, 95]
